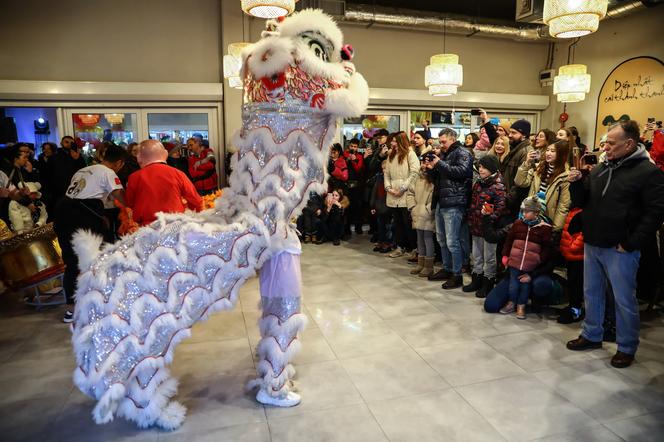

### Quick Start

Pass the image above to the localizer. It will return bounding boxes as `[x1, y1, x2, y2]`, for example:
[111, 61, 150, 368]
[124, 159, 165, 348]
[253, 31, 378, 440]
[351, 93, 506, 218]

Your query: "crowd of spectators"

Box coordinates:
[297, 112, 664, 368]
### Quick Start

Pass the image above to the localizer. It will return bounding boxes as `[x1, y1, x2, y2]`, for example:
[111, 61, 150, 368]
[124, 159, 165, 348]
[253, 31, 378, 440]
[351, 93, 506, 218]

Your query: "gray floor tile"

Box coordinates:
[603, 412, 664, 442]
[159, 421, 271, 442]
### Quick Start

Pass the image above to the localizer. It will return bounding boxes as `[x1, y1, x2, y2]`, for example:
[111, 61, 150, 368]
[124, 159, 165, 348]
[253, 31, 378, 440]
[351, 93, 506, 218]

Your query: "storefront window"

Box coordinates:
[72, 112, 138, 149]
[147, 113, 209, 144]
[342, 114, 400, 149]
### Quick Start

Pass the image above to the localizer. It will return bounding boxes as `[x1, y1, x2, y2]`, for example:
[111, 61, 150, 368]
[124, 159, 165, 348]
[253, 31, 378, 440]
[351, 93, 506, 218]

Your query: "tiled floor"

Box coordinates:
[1, 237, 663, 441]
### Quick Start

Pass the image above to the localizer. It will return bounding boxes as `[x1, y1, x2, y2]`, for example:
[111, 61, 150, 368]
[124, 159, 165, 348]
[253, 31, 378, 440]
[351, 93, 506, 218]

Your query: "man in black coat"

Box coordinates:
[566, 120, 664, 368]
[47, 136, 87, 206]
[425, 128, 473, 289]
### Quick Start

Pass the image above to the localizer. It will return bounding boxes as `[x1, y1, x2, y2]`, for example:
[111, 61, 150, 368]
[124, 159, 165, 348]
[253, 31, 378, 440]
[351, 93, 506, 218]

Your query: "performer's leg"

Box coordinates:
[250, 252, 307, 407]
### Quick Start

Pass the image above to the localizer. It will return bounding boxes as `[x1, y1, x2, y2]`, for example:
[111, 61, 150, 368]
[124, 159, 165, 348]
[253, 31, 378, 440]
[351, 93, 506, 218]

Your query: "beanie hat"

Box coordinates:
[478, 154, 500, 174]
[511, 119, 531, 137]
[499, 121, 511, 134]
[521, 196, 541, 213]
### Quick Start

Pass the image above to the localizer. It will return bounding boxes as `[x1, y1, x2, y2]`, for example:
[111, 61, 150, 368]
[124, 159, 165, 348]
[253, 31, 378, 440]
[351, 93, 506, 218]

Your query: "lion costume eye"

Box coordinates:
[299, 32, 331, 62]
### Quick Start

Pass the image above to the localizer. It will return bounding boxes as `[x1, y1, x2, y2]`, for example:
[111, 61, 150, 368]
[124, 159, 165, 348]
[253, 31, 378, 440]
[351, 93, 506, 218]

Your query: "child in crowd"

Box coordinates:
[464, 155, 506, 298]
[500, 197, 552, 319]
[321, 188, 348, 246]
[299, 192, 324, 244]
[370, 160, 392, 253]
[327, 143, 348, 192]
[8, 182, 47, 233]
[406, 151, 436, 277]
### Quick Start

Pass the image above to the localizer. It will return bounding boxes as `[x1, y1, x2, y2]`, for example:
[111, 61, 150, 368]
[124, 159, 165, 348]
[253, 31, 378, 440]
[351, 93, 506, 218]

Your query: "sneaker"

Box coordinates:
[516, 304, 526, 320]
[499, 301, 515, 314]
[256, 389, 301, 407]
[63, 310, 74, 323]
[333, 239, 341, 246]
[388, 247, 405, 258]
[557, 306, 584, 324]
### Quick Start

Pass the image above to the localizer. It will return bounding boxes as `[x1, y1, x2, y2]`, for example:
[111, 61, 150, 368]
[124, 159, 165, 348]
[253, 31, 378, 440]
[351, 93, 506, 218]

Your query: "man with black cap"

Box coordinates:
[503, 119, 531, 217]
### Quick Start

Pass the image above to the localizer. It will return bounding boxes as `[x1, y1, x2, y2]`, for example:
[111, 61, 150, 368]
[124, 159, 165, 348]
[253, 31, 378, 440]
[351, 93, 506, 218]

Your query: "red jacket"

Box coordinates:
[188, 148, 218, 192]
[330, 157, 348, 182]
[559, 208, 584, 261]
[126, 162, 202, 225]
[503, 219, 552, 272]
[343, 151, 364, 181]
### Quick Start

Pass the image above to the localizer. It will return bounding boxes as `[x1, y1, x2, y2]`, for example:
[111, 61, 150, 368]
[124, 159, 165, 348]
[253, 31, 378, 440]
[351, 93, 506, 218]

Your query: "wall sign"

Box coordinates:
[594, 56, 664, 148]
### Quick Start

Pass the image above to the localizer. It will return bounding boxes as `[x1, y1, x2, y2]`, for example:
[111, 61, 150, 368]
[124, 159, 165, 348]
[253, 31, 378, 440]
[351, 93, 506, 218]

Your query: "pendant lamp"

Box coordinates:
[104, 113, 124, 125]
[544, 0, 608, 38]
[425, 18, 463, 97]
[554, 64, 591, 103]
[223, 42, 251, 90]
[425, 54, 463, 96]
[241, 0, 295, 18]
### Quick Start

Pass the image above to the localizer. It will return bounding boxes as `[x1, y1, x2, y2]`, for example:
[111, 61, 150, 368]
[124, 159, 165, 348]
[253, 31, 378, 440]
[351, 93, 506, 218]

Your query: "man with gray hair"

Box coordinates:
[425, 128, 474, 289]
[126, 140, 202, 226]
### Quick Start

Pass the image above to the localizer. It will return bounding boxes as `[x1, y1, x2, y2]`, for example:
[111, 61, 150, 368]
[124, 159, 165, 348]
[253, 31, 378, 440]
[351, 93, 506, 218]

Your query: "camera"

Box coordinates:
[420, 152, 436, 162]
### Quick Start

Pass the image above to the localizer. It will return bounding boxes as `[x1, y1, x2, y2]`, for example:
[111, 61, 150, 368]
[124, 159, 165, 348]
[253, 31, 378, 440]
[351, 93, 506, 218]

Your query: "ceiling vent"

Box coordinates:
[515, 0, 546, 24]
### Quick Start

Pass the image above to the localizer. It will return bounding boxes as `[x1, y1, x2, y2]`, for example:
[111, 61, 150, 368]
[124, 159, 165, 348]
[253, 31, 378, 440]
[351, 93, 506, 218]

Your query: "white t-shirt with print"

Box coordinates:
[66, 164, 123, 200]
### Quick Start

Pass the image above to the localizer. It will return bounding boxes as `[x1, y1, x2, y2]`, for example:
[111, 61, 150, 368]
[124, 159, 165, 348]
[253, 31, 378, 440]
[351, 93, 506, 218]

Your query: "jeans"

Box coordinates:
[484, 274, 554, 313]
[508, 267, 531, 305]
[460, 221, 471, 265]
[416, 229, 436, 258]
[435, 206, 465, 274]
[375, 212, 391, 244]
[471, 235, 497, 278]
[582, 244, 641, 355]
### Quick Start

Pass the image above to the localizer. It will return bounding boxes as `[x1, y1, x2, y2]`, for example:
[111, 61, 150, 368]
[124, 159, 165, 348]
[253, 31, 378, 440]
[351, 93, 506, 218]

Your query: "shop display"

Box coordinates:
[69, 9, 368, 430]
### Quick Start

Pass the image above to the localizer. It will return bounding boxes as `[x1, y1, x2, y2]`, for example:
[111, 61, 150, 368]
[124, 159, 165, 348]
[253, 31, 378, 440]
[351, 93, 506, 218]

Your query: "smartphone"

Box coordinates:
[583, 154, 598, 165]
[470, 109, 482, 116]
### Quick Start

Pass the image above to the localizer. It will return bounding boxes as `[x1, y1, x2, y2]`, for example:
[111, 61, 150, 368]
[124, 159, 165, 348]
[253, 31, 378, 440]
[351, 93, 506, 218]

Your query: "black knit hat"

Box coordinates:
[478, 154, 500, 174]
[510, 119, 531, 137]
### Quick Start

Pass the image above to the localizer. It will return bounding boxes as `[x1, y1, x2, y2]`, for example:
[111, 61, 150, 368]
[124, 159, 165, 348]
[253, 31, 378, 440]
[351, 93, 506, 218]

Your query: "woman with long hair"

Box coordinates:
[557, 128, 581, 167]
[515, 140, 571, 232]
[385, 131, 420, 257]
[486, 135, 511, 169]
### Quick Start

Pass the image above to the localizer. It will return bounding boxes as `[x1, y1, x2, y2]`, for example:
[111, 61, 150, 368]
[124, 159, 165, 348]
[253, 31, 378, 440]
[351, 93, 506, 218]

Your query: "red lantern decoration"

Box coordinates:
[559, 112, 569, 125]
[75, 114, 101, 127]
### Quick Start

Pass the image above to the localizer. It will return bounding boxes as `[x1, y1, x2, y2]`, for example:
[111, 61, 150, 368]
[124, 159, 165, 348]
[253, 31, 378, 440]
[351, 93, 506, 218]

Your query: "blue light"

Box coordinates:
[37, 117, 45, 124]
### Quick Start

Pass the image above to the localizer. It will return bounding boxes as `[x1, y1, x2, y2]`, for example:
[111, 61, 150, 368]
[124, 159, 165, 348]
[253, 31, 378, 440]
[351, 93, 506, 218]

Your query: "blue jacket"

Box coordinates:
[432, 141, 474, 209]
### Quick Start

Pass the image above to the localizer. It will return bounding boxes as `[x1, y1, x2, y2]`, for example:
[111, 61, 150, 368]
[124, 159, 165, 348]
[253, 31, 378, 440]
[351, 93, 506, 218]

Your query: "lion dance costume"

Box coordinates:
[69, 9, 368, 430]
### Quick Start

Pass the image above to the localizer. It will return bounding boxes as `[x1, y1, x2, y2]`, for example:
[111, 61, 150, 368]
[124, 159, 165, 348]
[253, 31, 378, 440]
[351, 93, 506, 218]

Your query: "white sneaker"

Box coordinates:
[256, 389, 301, 407]
[388, 247, 404, 258]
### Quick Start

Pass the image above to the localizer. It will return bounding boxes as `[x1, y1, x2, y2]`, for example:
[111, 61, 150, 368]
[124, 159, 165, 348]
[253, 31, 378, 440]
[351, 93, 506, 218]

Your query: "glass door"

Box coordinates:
[341, 111, 407, 152]
[64, 109, 142, 160]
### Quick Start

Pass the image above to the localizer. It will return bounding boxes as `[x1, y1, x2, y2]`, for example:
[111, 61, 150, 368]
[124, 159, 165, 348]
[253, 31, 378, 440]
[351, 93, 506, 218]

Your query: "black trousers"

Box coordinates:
[53, 198, 107, 305]
[391, 207, 416, 251]
[566, 260, 584, 309]
[322, 208, 344, 241]
[346, 186, 364, 233]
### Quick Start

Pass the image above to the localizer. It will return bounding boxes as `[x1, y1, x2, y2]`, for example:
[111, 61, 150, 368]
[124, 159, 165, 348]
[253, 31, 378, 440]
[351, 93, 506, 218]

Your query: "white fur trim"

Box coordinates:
[245, 37, 294, 79]
[72, 230, 104, 271]
[278, 9, 343, 57]
[324, 72, 370, 118]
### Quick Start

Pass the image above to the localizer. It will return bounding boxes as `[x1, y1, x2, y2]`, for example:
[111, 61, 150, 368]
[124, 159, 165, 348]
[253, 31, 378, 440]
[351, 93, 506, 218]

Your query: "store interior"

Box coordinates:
[1, 0, 663, 441]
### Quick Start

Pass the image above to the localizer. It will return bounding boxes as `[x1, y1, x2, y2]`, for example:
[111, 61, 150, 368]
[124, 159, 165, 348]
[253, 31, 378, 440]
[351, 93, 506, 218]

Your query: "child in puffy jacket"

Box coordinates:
[500, 196, 552, 319]
[406, 154, 436, 277]
[558, 206, 584, 323]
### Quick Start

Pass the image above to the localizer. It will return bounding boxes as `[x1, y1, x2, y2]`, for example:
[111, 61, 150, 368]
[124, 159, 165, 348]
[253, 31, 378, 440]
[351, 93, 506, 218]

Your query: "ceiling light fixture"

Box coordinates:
[553, 38, 590, 103]
[241, 0, 295, 19]
[223, 42, 251, 90]
[544, 0, 608, 39]
[424, 18, 463, 97]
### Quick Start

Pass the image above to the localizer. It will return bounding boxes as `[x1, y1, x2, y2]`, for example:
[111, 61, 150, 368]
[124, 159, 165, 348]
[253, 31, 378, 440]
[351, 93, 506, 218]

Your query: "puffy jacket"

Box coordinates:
[570, 144, 664, 251]
[431, 141, 473, 209]
[384, 149, 420, 208]
[514, 162, 571, 232]
[8, 199, 47, 232]
[467, 172, 507, 237]
[188, 148, 218, 192]
[406, 172, 435, 231]
[560, 208, 584, 262]
[343, 151, 364, 182]
[502, 219, 552, 272]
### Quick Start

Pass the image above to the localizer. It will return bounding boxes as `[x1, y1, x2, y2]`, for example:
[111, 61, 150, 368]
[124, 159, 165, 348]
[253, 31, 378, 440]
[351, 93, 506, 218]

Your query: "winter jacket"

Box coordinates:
[514, 162, 571, 232]
[560, 208, 584, 262]
[384, 149, 420, 208]
[369, 172, 389, 216]
[502, 219, 552, 272]
[502, 139, 530, 215]
[188, 148, 218, 192]
[8, 199, 47, 232]
[48, 149, 87, 202]
[343, 151, 364, 183]
[406, 172, 435, 231]
[467, 172, 507, 237]
[570, 144, 664, 251]
[431, 141, 474, 209]
[327, 157, 348, 190]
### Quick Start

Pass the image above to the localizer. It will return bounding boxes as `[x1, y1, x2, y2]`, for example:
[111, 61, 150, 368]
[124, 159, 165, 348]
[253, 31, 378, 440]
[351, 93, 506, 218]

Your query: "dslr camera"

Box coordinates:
[420, 152, 437, 162]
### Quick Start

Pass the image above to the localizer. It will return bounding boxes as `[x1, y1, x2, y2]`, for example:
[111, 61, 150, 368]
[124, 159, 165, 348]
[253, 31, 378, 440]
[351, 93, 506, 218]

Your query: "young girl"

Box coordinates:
[406, 152, 435, 277]
[514, 140, 571, 233]
[500, 197, 552, 319]
[464, 155, 506, 297]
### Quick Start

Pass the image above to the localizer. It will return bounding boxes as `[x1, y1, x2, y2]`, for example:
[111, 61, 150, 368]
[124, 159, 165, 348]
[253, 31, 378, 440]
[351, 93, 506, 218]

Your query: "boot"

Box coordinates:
[462, 273, 482, 293]
[410, 257, 425, 274]
[428, 268, 452, 281]
[475, 276, 495, 299]
[419, 257, 435, 278]
[442, 274, 462, 290]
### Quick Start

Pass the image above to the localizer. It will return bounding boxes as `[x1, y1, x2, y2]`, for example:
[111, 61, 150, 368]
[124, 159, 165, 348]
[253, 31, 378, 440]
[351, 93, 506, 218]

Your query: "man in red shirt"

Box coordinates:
[126, 140, 202, 226]
[187, 137, 219, 196]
